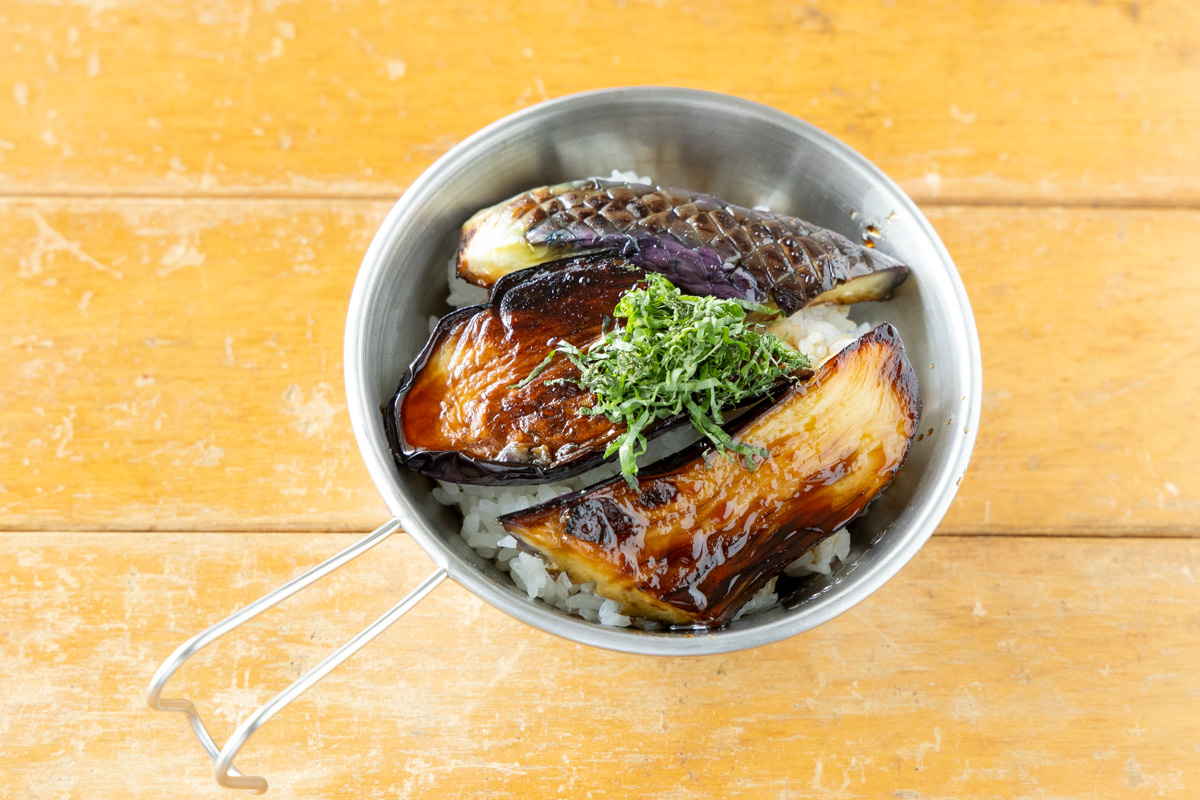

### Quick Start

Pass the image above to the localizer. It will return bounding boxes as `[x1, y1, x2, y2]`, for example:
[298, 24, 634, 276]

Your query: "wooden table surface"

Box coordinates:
[3, 1, 1199, 797]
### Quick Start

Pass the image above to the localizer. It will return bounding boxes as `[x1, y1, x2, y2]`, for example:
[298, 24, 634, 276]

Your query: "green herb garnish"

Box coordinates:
[519, 273, 809, 487]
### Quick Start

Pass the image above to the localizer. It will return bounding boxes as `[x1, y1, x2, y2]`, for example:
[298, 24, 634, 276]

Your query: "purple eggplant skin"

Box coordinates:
[385, 256, 711, 486]
[457, 179, 909, 316]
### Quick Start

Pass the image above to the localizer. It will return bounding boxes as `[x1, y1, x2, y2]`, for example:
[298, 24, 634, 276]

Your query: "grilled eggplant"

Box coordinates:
[458, 179, 908, 315]
[498, 324, 920, 627]
[387, 256, 659, 484]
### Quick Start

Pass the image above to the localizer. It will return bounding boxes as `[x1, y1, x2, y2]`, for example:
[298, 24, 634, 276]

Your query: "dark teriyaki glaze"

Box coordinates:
[385, 255, 645, 485]
[498, 324, 921, 627]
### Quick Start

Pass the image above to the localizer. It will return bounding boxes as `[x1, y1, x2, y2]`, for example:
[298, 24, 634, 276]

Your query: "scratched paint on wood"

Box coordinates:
[0, 0, 1197, 202]
[1, 0, 1198, 797]
[1, 533, 1197, 798]
[0, 200, 392, 531]
[933, 206, 1200, 535]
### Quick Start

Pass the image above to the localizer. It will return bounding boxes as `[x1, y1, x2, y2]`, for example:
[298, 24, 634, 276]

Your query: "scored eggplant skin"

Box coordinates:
[497, 324, 921, 627]
[457, 179, 908, 315]
[386, 256, 673, 485]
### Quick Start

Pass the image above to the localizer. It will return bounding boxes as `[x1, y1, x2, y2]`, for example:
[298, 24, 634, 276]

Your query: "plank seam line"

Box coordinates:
[0, 192, 1198, 211]
[938, 531, 1200, 540]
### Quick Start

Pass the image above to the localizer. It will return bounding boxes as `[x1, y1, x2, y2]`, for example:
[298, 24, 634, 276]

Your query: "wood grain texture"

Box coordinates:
[2, 532, 1197, 799]
[0, 199, 392, 531]
[3, 1, 1197, 797]
[935, 206, 1200, 535]
[0, 0, 1197, 204]
[2, 200, 1197, 534]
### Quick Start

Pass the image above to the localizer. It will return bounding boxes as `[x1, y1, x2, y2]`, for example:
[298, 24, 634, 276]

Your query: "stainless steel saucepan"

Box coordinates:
[148, 87, 982, 793]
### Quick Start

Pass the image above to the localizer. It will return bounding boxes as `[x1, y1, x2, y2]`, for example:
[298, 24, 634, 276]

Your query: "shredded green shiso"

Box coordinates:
[517, 273, 810, 487]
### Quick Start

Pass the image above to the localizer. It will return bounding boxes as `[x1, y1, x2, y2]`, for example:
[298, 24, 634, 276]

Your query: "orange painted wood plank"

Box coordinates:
[1, 200, 1197, 534]
[0, 199, 392, 531]
[936, 205, 1200, 534]
[0, 0, 1197, 203]
[2, 532, 1198, 798]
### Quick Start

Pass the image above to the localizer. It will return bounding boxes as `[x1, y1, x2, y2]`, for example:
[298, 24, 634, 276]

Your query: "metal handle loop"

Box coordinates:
[146, 518, 448, 794]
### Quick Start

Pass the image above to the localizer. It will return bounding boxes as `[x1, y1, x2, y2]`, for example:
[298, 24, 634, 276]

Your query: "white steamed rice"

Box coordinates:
[431, 172, 866, 628]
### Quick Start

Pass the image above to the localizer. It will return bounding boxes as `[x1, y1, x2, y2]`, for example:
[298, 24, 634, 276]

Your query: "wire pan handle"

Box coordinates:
[146, 518, 448, 794]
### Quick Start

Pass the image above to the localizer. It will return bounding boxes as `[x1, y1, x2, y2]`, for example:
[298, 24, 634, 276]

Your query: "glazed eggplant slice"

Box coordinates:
[498, 324, 921, 627]
[387, 255, 659, 485]
[458, 179, 908, 315]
